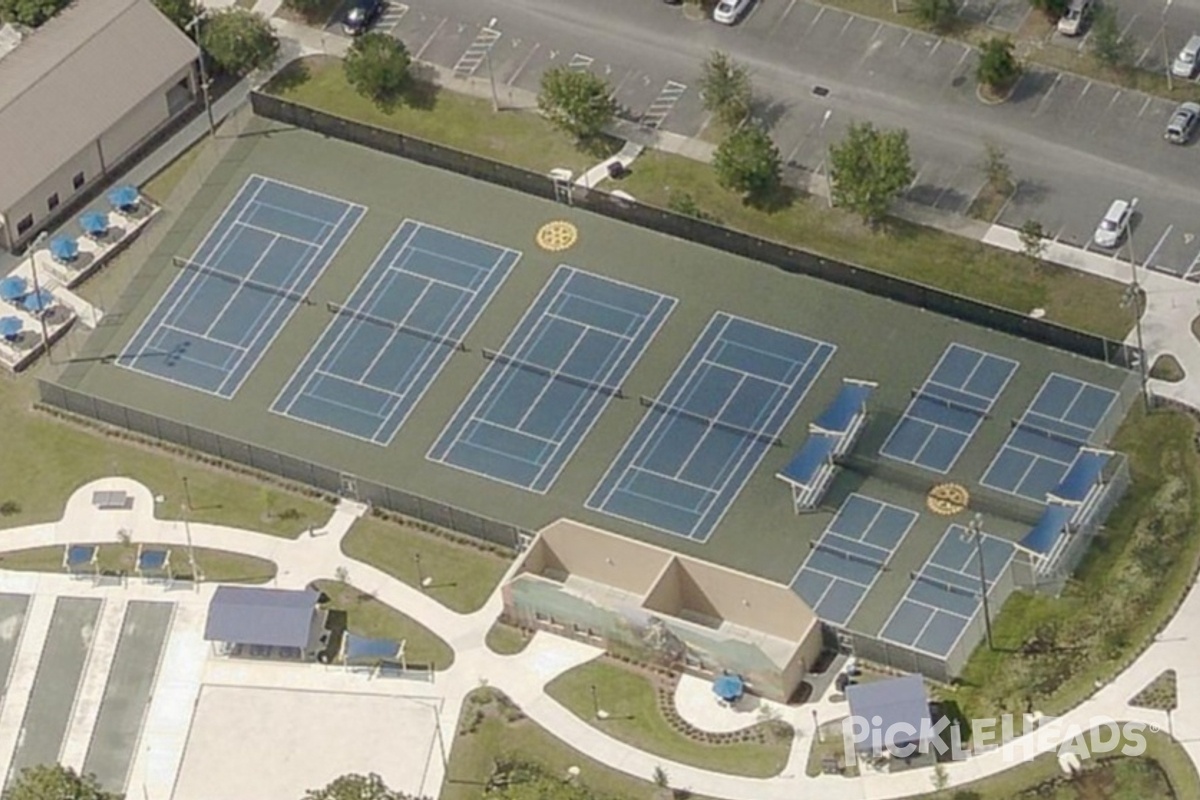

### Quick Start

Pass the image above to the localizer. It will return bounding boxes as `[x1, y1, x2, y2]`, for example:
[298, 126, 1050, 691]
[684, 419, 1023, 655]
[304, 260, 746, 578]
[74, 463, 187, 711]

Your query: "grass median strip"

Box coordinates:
[617, 151, 1130, 339]
[341, 514, 512, 614]
[0, 544, 276, 583]
[544, 658, 792, 779]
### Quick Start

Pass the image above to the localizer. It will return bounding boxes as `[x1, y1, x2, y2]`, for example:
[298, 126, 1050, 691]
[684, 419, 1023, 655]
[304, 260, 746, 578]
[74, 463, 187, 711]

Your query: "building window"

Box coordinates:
[72, 171, 85, 190]
[16, 215, 33, 235]
[47, 194, 59, 212]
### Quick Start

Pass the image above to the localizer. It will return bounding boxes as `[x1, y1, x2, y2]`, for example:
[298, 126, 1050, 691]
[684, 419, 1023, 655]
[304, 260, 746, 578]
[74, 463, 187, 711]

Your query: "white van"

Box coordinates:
[1173, 34, 1200, 79]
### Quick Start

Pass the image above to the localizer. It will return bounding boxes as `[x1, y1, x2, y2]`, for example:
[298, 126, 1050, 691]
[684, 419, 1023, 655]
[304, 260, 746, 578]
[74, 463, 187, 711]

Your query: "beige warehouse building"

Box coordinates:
[503, 519, 825, 702]
[0, 0, 199, 251]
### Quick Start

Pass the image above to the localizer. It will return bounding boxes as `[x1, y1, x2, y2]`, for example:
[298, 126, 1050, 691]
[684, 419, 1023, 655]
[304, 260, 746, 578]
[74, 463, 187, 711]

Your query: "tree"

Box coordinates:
[151, 0, 200, 31]
[828, 122, 915, 225]
[1019, 219, 1048, 261]
[0, 0, 68, 27]
[344, 33, 412, 106]
[698, 51, 752, 129]
[304, 772, 411, 800]
[7, 764, 119, 800]
[1090, 5, 1134, 69]
[1027, 0, 1068, 20]
[912, 0, 958, 32]
[980, 141, 1013, 195]
[712, 125, 782, 201]
[931, 763, 950, 796]
[976, 37, 1022, 93]
[198, 8, 280, 76]
[537, 67, 617, 141]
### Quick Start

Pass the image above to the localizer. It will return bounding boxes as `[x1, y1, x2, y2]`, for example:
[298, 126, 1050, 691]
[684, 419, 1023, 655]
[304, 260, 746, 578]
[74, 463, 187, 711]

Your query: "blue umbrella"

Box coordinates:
[0, 276, 27, 302]
[79, 210, 108, 237]
[107, 185, 139, 210]
[0, 316, 21, 340]
[21, 289, 52, 314]
[49, 235, 78, 262]
[713, 673, 745, 702]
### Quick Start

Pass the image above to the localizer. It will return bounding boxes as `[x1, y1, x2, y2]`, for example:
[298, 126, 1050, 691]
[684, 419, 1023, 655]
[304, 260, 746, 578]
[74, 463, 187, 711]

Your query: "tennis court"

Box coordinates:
[789, 494, 918, 627]
[980, 373, 1119, 502]
[271, 221, 519, 444]
[879, 343, 1018, 473]
[116, 175, 365, 397]
[586, 313, 835, 541]
[427, 266, 674, 491]
[879, 524, 1015, 658]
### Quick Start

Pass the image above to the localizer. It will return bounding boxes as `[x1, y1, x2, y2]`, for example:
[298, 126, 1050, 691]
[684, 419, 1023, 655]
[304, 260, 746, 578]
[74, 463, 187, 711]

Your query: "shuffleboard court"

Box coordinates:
[789, 494, 917, 627]
[587, 313, 835, 541]
[117, 175, 365, 397]
[6, 597, 101, 788]
[272, 221, 519, 444]
[879, 524, 1015, 658]
[981, 373, 1120, 502]
[82, 601, 173, 793]
[428, 266, 675, 491]
[879, 343, 1018, 473]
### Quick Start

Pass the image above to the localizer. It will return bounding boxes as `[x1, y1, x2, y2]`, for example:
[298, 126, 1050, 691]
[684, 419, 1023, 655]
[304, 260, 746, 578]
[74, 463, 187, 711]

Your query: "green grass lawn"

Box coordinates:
[616, 151, 1130, 339]
[140, 137, 211, 206]
[0, 376, 330, 537]
[544, 658, 791, 778]
[443, 688, 722, 800]
[314, 579, 454, 670]
[0, 543, 276, 583]
[485, 621, 532, 655]
[264, 56, 612, 175]
[341, 514, 511, 614]
[952, 407, 1200, 722]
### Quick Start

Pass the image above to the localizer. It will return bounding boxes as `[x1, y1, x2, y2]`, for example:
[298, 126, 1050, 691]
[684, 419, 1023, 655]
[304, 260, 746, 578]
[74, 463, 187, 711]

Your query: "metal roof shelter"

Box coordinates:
[777, 379, 877, 511]
[845, 674, 931, 755]
[0, 0, 198, 233]
[1049, 449, 1113, 505]
[204, 586, 320, 649]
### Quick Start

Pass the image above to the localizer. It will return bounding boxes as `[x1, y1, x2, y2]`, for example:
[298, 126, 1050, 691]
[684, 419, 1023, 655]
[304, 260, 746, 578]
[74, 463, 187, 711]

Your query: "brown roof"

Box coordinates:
[0, 0, 198, 212]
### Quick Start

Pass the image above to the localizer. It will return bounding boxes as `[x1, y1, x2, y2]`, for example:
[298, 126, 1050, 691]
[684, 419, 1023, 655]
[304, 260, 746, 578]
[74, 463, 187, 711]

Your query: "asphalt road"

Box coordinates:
[346, 0, 1200, 280]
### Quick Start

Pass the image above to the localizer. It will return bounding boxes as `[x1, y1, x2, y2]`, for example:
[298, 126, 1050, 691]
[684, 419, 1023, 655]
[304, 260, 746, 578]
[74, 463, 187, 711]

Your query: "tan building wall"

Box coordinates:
[1, 64, 194, 249]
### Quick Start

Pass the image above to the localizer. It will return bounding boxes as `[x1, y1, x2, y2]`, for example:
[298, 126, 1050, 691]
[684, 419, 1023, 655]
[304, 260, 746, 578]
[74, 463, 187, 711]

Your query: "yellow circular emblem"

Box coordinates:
[927, 483, 970, 516]
[536, 221, 578, 252]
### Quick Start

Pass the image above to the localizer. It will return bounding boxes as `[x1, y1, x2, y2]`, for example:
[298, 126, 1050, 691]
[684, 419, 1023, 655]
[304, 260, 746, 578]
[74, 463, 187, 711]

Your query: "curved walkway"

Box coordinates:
[1, 475, 1196, 799]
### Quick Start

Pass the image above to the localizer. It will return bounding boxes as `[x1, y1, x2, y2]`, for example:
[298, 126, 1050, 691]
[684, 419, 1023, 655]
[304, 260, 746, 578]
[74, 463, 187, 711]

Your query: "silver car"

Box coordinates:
[1093, 199, 1132, 249]
[1166, 102, 1200, 144]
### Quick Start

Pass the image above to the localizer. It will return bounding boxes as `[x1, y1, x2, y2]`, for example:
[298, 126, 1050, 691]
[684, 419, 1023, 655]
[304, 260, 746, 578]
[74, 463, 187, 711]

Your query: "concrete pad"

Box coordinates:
[171, 686, 440, 800]
[0, 595, 30, 690]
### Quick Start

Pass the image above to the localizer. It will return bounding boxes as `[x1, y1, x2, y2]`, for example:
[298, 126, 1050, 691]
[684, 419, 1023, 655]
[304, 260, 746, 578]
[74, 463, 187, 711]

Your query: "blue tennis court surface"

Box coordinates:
[789, 494, 917, 627]
[980, 373, 1119, 502]
[117, 175, 364, 397]
[586, 313, 835, 541]
[879, 524, 1015, 658]
[271, 221, 519, 444]
[879, 343, 1018, 473]
[427, 267, 674, 491]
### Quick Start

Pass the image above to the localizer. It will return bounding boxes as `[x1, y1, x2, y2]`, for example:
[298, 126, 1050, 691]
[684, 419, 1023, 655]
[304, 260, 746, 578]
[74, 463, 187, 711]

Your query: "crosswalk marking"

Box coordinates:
[376, 2, 409, 34]
[452, 26, 502, 78]
[640, 80, 687, 130]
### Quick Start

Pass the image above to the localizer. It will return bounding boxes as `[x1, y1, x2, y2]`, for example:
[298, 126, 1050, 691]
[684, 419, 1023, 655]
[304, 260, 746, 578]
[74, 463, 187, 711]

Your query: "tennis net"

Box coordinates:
[915, 386, 988, 419]
[482, 349, 624, 398]
[172, 257, 313, 306]
[327, 302, 467, 352]
[639, 395, 782, 447]
[912, 570, 981, 600]
[1014, 417, 1088, 448]
[813, 539, 887, 571]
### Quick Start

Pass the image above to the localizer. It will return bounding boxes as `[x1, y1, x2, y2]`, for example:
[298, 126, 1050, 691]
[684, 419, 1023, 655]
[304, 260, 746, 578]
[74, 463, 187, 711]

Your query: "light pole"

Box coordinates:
[1162, 0, 1174, 92]
[181, 477, 200, 583]
[185, 11, 217, 139]
[485, 18, 499, 112]
[27, 231, 52, 364]
[1122, 197, 1152, 413]
[962, 513, 994, 651]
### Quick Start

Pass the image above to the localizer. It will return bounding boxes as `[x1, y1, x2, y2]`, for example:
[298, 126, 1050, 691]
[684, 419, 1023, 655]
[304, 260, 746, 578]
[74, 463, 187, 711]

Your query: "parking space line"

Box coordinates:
[1138, 96, 1153, 116]
[640, 80, 688, 130]
[1183, 246, 1200, 281]
[568, 53, 594, 72]
[506, 41, 541, 86]
[773, 0, 799, 31]
[452, 26, 502, 78]
[414, 17, 447, 61]
[375, 2, 409, 34]
[1033, 74, 1062, 116]
[955, 45, 971, 69]
[900, 30, 912, 48]
[1144, 224, 1174, 269]
[1106, 89, 1122, 110]
[808, 7, 826, 32]
[839, 15, 855, 36]
[1075, 80, 1092, 105]
[1118, 13, 1139, 42]
[928, 38, 941, 57]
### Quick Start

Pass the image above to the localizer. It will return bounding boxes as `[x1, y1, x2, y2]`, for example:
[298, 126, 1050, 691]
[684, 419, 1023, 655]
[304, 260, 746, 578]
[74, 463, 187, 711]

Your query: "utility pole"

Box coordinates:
[963, 514, 994, 651]
[27, 232, 51, 363]
[186, 11, 216, 138]
[1122, 198, 1152, 413]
